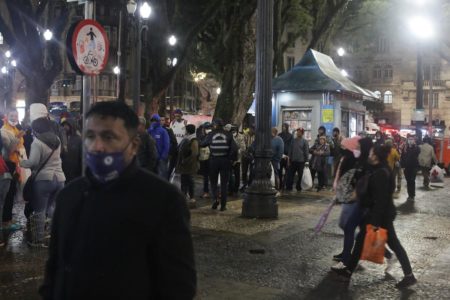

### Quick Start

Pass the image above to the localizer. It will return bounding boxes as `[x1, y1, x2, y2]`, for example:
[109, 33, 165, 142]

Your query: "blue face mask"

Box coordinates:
[85, 141, 133, 183]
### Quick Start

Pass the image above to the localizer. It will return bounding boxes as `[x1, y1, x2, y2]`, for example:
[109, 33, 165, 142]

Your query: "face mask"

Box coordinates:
[8, 120, 18, 127]
[353, 149, 361, 158]
[205, 129, 212, 134]
[86, 141, 133, 183]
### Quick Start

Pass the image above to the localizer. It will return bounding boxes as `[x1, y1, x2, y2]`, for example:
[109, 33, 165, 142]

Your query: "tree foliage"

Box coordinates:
[0, 0, 69, 106]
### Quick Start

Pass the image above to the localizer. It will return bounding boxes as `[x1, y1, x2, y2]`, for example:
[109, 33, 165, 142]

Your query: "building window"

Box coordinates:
[287, 32, 296, 48]
[354, 67, 363, 80]
[384, 91, 393, 104]
[424, 64, 441, 80]
[287, 56, 295, 71]
[373, 66, 382, 79]
[282, 110, 312, 141]
[376, 37, 390, 53]
[433, 92, 439, 108]
[384, 65, 393, 80]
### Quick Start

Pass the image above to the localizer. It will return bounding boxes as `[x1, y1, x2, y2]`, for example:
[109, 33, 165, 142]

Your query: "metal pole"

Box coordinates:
[415, 44, 424, 141]
[116, 11, 122, 99]
[133, 19, 141, 114]
[82, 0, 94, 175]
[242, 0, 278, 218]
[170, 76, 174, 119]
[428, 65, 433, 136]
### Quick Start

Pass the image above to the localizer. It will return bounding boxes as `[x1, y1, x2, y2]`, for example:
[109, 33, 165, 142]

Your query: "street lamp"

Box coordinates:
[408, 14, 434, 140]
[167, 34, 177, 119]
[43, 29, 53, 41]
[5, 51, 11, 58]
[129, 1, 151, 113]
[0, 66, 7, 74]
[337, 47, 345, 57]
[168, 35, 177, 46]
[113, 66, 120, 74]
[11, 60, 17, 67]
[341, 69, 348, 77]
[242, 0, 278, 218]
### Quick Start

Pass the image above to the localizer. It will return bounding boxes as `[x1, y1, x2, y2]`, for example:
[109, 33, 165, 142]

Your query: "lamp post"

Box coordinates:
[242, 0, 278, 218]
[1, 51, 17, 110]
[408, 14, 434, 140]
[128, 0, 151, 114]
[167, 35, 177, 119]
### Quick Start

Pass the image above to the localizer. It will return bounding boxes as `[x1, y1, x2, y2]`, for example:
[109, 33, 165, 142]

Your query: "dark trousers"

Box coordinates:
[167, 152, 178, 181]
[241, 157, 253, 187]
[2, 177, 17, 222]
[279, 157, 289, 190]
[285, 161, 305, 191]
[181, 174, 195, 199]
[347, 220, 413, 276]
[404, 168, 417, 198]
[317, 168, 327, 189]
[421, 166, 430, 187]
[210, 157, 231, 207]
[341, 203, 364, 264]
[228, 163, 240, 194]
[199, 160, 210, 193]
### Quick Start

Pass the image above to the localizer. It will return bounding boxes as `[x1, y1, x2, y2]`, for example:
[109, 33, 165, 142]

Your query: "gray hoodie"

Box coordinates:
[288, 137, 309, 163]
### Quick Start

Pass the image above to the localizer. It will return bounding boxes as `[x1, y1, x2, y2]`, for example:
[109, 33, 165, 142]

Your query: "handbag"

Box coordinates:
[301, 166, 313, 190]
[23, 149, 56, 204]
[360, 224, 388, 264]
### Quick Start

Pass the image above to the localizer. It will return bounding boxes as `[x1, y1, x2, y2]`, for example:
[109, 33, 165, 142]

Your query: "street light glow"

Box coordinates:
[168, 35, 177, 46]
[172, 57, 178, 66]
[408, 16, 434, 40]
[113, 66, 120, 74]
[217, 87, 221, 95]
[337, 47, 345, 57]
[5, 50, 11, 58]
[410, 0, 426, 6]
[139, 2, 152, 19]
[11, 60, 17, 67]
[126, 0, 137, 15]
[43, 29, 53, 41]
[341, 69, 348, 77]
[1, 66, 7, 74]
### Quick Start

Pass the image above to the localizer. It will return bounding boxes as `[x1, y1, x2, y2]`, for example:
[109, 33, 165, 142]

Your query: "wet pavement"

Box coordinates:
[1, 175, 450, 299]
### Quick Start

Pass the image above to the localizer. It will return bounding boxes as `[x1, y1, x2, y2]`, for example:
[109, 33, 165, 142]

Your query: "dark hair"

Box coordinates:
[32, 118, 53, 134]
[372, 144, 391, 164]
[358, 137, 373, 163]
[186, 124, 195, 135]
[333, 127, 340, 133]
[86, 101, 139, 134]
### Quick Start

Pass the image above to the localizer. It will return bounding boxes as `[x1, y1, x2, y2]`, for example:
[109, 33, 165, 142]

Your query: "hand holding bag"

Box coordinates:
[360, 224, 388, 264]
[301, 166, 313, 190]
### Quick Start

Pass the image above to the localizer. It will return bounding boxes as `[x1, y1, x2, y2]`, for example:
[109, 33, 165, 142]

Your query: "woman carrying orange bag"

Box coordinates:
[333, 144, 416, 289]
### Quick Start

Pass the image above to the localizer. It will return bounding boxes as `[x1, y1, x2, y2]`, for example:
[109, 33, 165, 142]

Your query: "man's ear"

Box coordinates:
[131, 135, 141, 155]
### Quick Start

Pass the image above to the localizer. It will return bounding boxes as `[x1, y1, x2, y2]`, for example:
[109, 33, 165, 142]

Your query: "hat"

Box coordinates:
[150, 114, 160, 122]
[30, 103, 48, 123]
[224, 124, 232, 131]
[203, 121, 212, 128]
[341, 136, 362, 152]
[174, 109, 182, 115]
[213, 118, 224, 127]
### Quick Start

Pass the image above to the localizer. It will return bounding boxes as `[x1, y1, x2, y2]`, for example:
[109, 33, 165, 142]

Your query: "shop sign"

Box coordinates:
[321, 105, 334, 123]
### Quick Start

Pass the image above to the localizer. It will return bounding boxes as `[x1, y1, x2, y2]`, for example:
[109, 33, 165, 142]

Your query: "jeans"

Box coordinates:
[157, 159, 169, 180]
[180, 174, 195, 199]
[340, 202, 364, 264]
[404, 168, 417, 198]
[347, 220, 413, 276]
[2, 177, 17, 222]
[421, 166, 430, 187]
[279, 157, 289, 190]
[210, 157, 231, 207]
[31, 178, 64, 242]
[285, 161, 305, 191]
[0, 179, 12, 241]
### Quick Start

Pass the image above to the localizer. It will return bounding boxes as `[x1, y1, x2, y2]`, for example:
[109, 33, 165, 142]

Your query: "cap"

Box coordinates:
[30, 103, 48, 123]
[213, 118, 224, 127]
[174, 109, 182, 115]
[224, 124, 232, 131]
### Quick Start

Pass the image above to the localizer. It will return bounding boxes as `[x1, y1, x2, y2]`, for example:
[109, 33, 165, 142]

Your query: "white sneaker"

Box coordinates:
[385, 254, 398, 273]
[331, 262, 347, 271]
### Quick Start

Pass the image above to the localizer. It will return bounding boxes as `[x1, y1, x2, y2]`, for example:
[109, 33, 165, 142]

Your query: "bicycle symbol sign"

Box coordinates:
[71, 19, 109, 75]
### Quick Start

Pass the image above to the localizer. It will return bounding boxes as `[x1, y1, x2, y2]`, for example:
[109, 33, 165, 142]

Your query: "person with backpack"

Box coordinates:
[200, 119, 237, 211]
[333, 144, 416, 289]
[176, 124, 199, 208]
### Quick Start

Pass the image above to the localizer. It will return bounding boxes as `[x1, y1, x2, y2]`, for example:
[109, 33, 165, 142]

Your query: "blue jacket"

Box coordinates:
[148, 123, 170, 160]
[271, 136, 284, 162]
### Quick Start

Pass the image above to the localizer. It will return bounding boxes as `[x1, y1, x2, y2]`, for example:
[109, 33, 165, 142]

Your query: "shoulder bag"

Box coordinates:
[23, 149, 56, 204]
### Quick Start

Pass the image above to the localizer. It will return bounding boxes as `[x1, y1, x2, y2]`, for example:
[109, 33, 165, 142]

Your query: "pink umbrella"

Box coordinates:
[314, 199, 336, 234]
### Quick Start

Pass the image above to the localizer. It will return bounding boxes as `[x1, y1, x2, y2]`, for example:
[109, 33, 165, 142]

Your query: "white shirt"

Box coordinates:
[171, 119, 187, 145]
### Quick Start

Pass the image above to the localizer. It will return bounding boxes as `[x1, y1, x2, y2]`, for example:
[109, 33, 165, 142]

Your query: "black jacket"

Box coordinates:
[364, 164, 396, 228]
[137, 132, 158, 173]
[401, 144, 420, 169]
[39, 160, 196, 300]
[61, 119, 82, 183]
[278, 131, 293, 156]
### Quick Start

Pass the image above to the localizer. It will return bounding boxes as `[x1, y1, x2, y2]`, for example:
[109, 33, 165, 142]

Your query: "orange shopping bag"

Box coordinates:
[360, 224, 388, 264]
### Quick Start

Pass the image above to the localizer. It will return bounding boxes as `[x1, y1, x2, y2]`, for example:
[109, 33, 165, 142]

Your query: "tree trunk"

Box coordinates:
[25, 77, 50, 106]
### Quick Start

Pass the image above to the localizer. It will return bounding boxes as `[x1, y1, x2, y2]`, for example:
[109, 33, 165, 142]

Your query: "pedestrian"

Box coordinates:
[161, 116, 178, 180]
[225, 124, 245, 196]
[331, 136, 367, 266]
[285, 128, 309, 192]
[310, 135, 330, 192]
[136, 116, 158, 173]
[270, 127, 284, 193]
[1, 108, 27, 231]
[418, 136, 437, 189]
[20, 117, 65, 247]
[0, 129, 14, 247]
[197, 122, 211, 198]
[278, 123, 293, 189]
[240, 125, 255, 191]
[201, 118, 237, 211]
[170, 109, 187, 145]
[148, 114, 170, 179]
[333, 144, 417, 289]
[176, 124, 199, 207]
[61, 118, 82, 183]
[401, 135, 420, 201]
[385, 139, 400, 171]
[310, 126, 334, 186]
[39, 101, 196, 299]
[393, 133, 404, 192]
[374, 130, 385, 146]
[332, 127, 344, 176]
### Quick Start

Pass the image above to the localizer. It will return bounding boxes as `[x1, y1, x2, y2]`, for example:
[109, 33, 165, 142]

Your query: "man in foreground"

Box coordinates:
[39, 101, 196, 299]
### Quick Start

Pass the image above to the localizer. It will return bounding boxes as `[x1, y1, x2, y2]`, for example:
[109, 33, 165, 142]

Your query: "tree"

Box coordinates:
[0, 0, 69, 107]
